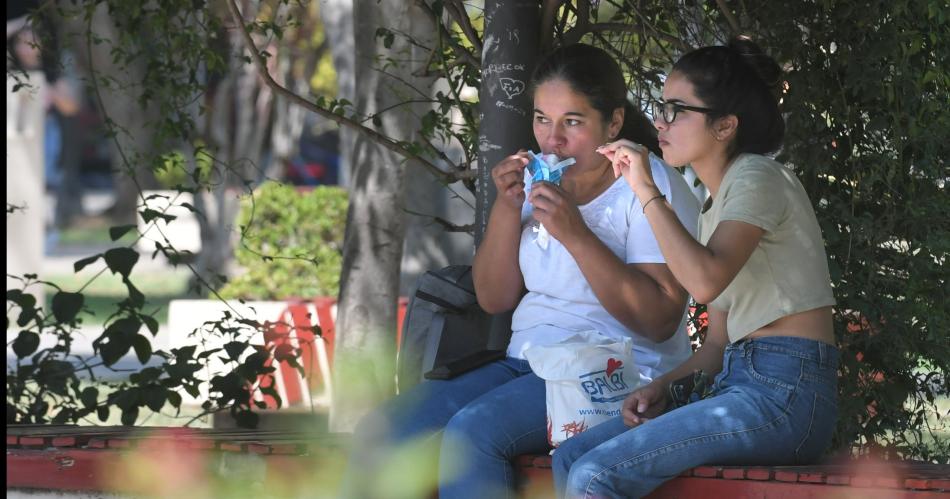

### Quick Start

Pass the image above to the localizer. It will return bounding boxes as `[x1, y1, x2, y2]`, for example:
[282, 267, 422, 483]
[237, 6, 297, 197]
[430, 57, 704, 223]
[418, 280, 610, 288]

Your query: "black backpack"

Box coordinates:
[396, 265, 512, 394]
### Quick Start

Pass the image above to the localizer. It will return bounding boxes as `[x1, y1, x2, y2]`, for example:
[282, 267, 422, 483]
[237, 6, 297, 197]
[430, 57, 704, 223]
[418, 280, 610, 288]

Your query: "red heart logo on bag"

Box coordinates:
[606, 358, 623, 377]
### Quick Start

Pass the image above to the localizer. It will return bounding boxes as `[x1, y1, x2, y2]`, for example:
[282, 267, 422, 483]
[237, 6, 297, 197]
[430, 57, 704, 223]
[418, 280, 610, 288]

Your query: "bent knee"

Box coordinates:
[444, 406, 480, 437]
[565, 457, 605, 495]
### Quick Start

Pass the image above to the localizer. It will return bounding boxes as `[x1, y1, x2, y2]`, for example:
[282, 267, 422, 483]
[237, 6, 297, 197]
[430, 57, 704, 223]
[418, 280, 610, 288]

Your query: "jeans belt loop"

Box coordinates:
[819, 341, 829, 369]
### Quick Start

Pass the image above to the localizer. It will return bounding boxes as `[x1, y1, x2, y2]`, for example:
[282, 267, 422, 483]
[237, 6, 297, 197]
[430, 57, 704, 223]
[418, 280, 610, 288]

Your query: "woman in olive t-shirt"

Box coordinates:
[552, 37, 840, 499]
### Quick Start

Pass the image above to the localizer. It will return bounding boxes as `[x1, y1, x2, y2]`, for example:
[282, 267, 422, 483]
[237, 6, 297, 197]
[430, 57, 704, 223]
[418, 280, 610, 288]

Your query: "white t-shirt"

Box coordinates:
[509, 154, 700, 382]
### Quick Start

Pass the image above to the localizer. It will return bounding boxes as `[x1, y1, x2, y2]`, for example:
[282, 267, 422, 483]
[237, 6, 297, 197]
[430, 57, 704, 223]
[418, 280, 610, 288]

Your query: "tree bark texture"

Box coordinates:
[329, 0, 437, 432]
[475, 0, 541, 245]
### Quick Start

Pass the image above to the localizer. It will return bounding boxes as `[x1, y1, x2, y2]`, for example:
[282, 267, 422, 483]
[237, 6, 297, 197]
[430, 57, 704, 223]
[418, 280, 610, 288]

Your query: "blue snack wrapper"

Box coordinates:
[527, 151, 576, 187]
[527, 151, 576, 249]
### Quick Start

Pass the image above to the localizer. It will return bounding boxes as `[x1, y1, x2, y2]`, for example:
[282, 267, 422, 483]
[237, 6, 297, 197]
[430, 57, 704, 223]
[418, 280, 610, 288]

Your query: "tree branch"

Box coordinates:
[587, 22, 690, 52]
[539, 0, 564, 54]
[445, 0, 482, 53]
[714, 0, 742, 35]
[416, 0, 481, 70]
[225, 0, 459, 185]
[561, 1, 590, 46]
[404, 209, 475, 234]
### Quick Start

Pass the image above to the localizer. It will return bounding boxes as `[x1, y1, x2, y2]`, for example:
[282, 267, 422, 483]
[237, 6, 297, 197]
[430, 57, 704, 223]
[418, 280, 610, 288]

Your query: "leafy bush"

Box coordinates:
[756, 1, 949, 462]
[218, 182, 348, 300]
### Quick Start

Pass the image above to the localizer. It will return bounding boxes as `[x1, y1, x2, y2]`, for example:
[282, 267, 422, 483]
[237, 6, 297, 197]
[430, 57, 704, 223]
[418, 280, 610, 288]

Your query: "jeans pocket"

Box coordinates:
[747, 348, 798, 393]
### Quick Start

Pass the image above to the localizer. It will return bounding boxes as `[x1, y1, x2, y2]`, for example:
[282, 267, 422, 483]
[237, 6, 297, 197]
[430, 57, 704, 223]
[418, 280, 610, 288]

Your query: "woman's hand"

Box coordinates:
[527, 182, 588, 245]
[597, 140, 657, 194]
[491, 151, 531, 211]
[621, 380, 670, 427]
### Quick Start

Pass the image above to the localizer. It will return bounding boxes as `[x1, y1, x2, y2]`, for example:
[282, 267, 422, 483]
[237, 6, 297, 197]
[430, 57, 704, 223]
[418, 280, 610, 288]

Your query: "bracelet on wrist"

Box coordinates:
[642, 193, 666, 213]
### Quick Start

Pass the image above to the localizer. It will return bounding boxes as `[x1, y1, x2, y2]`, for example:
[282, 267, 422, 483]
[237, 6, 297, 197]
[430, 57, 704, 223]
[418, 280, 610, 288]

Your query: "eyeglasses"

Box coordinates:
[652, 100, 719, 124]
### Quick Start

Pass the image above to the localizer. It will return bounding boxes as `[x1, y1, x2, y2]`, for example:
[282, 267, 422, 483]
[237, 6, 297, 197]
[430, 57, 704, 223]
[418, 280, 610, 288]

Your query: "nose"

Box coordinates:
[543, 123, 567, 151]
[652, 113, 666, 131]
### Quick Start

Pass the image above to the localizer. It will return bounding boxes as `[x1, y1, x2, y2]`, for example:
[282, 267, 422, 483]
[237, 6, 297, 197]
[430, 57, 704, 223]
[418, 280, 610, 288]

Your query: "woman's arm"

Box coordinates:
[567, 230, 687, 342]
[527, 181, 687, 342]
[638, 209, 762, 305]
[472, 152, 530, 313]
[622, 306, 729, 426]
[601, 141, 763, 304]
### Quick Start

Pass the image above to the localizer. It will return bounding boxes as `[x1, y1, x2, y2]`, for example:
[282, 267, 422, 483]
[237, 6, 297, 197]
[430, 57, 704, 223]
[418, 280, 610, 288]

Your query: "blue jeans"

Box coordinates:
[553, 336, 839, 498]
[342, 357, 549, 499]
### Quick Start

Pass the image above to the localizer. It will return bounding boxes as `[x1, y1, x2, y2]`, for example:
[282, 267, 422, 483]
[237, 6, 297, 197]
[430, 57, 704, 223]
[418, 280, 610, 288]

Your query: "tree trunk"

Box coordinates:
[475, 0, 541, 245]
[328, 0, 436, 432]
[320, 0, 356, 189]
[65, 3, 160, 225]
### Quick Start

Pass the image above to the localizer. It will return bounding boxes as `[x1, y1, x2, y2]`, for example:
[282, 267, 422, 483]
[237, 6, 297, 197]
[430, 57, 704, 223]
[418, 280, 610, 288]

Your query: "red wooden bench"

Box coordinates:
[7, 426, 949, 497]
[516, 453, 950, 498]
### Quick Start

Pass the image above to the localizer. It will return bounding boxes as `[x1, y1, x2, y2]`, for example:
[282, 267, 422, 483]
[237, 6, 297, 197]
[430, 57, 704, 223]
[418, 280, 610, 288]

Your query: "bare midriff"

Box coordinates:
[746, 306, 836, 346]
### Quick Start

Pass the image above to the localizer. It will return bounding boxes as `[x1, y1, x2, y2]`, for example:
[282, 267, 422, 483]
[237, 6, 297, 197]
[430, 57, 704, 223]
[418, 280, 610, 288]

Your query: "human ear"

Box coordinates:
[608, 107, 624, 139]
[714, 115, 738, 142]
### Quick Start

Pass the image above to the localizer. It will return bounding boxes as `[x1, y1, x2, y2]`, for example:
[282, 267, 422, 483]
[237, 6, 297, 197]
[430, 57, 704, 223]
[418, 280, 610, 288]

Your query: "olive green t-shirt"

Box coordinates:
[699, 153, 835, 342]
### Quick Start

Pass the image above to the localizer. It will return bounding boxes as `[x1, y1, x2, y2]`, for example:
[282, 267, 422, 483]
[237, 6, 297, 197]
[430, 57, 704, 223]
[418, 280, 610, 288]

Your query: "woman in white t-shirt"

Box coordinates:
[554, 37, 839, 498]
[343, 43, 699, 499]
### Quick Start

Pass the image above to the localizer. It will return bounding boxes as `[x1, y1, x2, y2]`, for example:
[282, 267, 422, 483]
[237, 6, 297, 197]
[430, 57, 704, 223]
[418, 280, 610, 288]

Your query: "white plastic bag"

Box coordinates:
[525, 331, 640, 448]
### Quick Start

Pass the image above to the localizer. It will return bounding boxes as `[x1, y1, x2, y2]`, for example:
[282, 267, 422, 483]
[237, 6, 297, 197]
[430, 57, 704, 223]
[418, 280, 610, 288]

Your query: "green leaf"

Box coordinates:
[120, 406, 139, 426]
[16, 306, 37, 328]
[12, 331, 40, 358]
[142, 315, 159, 336]
[97, 406, 110, 422]
[80, 387, 99, 409]
[174, 345, 197, 360]
[100, 340, 129, 367]
[132, 335, 153, 364]
[7, 289, 29, 307]
[183, 384, 200, 398]
[166, 390, 182, 409]
[223, 341, 248, 361]
[112, 388, 139, 411]
[109, 224, 137, 241]
[51, 292, 84, 323]
[104, 317, 142, 338]
[259, 384, 282, 409]
[73, 254, 103, 273]
[141, 208, 177, 224]
[143, 386, 167, 412]
[124, 278, 145, 309]
[9, 291, 37, 328]
[273, 343, 296, 363]
[144, 192, 170, 201]
[38, 361, 75, 395]
[104, 248, 139, 278]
